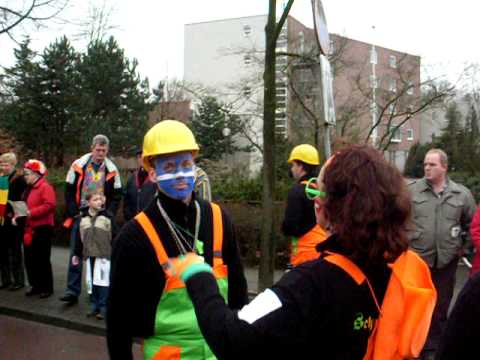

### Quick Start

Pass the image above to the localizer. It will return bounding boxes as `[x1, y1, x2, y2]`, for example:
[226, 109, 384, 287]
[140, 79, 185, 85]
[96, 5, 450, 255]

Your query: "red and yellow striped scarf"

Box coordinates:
[0, 176, 9, 225]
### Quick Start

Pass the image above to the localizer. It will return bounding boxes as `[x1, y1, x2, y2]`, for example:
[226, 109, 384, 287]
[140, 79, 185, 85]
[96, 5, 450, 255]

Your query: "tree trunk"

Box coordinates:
[258, 0, 278, 291]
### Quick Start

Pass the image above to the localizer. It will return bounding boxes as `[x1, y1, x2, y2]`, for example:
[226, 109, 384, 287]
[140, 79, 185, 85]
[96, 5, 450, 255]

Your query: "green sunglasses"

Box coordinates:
[305, 177, 327, 200]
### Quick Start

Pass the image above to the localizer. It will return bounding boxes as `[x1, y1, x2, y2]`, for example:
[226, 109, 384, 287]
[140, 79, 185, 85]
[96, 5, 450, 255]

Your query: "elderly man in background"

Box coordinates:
[59, 135, 122, 305]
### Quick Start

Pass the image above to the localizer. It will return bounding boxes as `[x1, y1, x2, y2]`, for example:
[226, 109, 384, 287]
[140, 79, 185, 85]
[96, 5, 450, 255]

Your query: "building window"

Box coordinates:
[389, 55, 397, 68]
[407, 128, 414, 141]
[244, 54, 252, 65]
[243, 24, 252, 37]
[298, 31, 305, 53]
[388, 103, 396, 114]
[390, 126, 401, 142]
[329, 39, 335, 55]
[389, 78, 397, 93]
[370, 48, 377, 64]
[243, 86, 252, 97]
[407, 82, 414, 95]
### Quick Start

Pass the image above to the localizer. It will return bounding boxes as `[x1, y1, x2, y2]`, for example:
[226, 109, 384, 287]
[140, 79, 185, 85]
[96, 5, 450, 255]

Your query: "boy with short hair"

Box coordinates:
[72, 192, 112, 320]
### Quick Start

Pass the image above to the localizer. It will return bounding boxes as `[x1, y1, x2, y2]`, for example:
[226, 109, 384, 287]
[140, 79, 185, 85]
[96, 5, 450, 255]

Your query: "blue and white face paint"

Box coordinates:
[154, 152, 196, 201]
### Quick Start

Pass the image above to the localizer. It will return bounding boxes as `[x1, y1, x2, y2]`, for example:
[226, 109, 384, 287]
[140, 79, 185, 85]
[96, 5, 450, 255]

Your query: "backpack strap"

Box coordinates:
[324, 253, 382, 313]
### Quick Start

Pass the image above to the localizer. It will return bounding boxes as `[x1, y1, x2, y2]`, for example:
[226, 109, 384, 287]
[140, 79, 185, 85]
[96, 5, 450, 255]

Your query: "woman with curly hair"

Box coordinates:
[165, 145, 434, 359]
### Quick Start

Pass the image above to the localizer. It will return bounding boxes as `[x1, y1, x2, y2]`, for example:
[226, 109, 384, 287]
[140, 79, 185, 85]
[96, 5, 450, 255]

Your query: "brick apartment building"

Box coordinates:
[184, 15, 421, 172]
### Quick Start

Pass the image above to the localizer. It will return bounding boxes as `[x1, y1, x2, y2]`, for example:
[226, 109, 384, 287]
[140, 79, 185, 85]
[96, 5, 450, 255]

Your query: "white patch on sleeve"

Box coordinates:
[237, 288, 282, 324]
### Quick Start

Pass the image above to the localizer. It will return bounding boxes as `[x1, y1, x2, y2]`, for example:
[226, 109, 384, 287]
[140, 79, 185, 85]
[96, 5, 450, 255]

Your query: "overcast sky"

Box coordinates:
[1, 0, 479, 88]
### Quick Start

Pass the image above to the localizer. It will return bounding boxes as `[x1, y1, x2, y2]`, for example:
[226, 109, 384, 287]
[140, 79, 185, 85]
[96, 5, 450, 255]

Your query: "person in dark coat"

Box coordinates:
[123, 149, 156, 222]
[168, 145, 431, 360]
[0, 152, 27, 290]
[107, 120, 248, 360]
[435, 271, 480, 360]
[282, 144, 327, 267]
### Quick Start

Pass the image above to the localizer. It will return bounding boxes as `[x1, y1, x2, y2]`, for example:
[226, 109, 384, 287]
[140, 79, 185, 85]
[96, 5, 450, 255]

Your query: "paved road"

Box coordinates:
[0, 315, 142, 360]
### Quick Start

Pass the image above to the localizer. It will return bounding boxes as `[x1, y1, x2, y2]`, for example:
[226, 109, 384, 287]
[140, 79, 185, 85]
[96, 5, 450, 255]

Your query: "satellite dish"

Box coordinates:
[312, 0, 330, 55]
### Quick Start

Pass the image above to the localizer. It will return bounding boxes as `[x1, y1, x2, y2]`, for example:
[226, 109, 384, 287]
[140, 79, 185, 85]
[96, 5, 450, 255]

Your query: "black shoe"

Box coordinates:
[25, 288, 42, 297]
[86, 310, 99, 318]
[39, 292, 53, 299]
[0, 282, 12, 290]
[59, 294, 78, 305]
[9, 284, 24, 291]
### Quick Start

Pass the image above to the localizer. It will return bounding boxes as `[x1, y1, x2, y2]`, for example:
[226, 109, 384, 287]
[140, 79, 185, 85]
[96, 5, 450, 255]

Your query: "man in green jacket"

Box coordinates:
[408, 148, 476, 360]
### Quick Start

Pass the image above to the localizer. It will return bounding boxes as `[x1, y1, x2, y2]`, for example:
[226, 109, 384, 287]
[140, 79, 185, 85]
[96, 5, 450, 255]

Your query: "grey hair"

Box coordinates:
[426, 148, 448, 167]
[0, 152, 17, 166]
[91, 134, 110, 147]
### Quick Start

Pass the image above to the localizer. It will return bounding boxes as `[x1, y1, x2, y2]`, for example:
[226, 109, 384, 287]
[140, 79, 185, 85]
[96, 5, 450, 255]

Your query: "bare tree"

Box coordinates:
[72, 0, 118, 42]
[258, 0, 294, 291]
[0, 0, 69, 39]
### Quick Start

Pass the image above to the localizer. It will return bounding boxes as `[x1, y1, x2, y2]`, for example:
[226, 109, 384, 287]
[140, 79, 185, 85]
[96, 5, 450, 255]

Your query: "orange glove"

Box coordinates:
[168, 252, 212, 282]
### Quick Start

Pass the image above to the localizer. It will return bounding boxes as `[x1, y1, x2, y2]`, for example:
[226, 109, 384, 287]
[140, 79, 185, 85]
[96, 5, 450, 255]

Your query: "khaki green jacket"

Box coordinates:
[408, 177, 476, 268]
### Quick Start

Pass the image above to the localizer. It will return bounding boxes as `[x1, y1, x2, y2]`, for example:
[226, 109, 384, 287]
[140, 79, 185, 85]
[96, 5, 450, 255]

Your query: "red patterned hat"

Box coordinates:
[24, 159, 48, 176]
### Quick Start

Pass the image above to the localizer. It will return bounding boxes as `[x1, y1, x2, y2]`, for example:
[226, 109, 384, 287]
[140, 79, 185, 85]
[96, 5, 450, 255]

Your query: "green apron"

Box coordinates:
[135, 203, 228, 360]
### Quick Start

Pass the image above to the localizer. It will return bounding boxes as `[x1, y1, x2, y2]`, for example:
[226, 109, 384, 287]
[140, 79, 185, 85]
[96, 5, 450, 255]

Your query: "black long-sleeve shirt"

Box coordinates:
[107, 192, 248, 360]
[435, 272, 480, 360]
[281, 174, 317, 238]
[186, 236, 391, 360]
[123, 168, 156, 222]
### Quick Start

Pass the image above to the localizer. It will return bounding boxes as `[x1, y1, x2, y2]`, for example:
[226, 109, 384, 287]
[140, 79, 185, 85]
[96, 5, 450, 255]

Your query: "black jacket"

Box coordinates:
[2, 170, 27, 226]
[186, 236, 391, 360]
[436, 272, 480, 360]
[122, 168, 156, 222]
[107, 192, 249, 360]
[281, 174, 317, 238]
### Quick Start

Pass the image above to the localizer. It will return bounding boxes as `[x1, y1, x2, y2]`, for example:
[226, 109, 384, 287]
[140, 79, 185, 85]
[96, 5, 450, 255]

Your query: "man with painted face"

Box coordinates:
[107, 120, 248, 360]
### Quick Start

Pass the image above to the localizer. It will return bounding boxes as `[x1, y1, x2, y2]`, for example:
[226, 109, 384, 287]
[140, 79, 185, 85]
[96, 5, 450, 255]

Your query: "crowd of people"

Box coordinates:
[1, 119, 480, 359]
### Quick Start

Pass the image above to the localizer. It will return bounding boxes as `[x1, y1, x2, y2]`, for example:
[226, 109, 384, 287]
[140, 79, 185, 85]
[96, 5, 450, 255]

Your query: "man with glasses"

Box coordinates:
[282, 144, 328, 267]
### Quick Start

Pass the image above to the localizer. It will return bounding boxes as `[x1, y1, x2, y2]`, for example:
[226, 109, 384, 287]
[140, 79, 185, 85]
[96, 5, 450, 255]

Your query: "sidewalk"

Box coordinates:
[0, 246, 470, 336]
[0, 246, 282, 336]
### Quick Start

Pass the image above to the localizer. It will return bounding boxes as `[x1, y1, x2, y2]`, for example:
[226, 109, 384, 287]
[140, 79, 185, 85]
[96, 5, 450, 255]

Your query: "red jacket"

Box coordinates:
[469, 206, 480, 275]
[25, 177, 56, 228]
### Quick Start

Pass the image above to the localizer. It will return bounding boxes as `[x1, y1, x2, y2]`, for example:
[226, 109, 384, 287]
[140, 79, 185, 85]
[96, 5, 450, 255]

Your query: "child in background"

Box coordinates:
[72, 192, 112, 320]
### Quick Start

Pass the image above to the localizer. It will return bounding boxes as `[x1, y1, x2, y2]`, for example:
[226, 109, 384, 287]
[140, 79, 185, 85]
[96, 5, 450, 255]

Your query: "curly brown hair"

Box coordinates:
[322, 145, 411, 265]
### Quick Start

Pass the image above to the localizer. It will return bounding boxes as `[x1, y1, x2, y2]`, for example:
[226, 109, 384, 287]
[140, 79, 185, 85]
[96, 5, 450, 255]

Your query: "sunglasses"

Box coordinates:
[305, 177, 327, 200]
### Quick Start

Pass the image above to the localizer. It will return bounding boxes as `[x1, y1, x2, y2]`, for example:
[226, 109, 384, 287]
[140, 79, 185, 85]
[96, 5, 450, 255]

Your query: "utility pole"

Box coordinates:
[312, 0, 336, 159]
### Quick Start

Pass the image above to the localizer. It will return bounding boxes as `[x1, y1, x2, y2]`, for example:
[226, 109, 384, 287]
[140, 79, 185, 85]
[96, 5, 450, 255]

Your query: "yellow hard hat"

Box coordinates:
[142, 120, 199, 170]
[288, 144, 320, 165]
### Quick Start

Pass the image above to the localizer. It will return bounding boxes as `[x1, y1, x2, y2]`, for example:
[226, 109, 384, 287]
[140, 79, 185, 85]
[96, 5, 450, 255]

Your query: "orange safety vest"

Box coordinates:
[290, 224, 329, 267]
[324, 250, 437, 360]
[135, 203, 228, 359]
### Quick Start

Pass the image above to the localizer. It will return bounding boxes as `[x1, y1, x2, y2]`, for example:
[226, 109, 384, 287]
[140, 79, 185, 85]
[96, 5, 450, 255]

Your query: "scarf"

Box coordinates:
[0, 175, 9, 225]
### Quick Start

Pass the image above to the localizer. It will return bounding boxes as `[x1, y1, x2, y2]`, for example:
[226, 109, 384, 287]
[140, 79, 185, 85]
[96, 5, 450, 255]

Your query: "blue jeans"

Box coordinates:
[91, 284, 109, 316]
[65, 218, 82, 297]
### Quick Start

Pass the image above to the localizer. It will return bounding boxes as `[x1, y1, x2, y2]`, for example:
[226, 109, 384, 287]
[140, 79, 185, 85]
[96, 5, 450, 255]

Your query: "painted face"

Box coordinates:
[154, 152, 195, 201]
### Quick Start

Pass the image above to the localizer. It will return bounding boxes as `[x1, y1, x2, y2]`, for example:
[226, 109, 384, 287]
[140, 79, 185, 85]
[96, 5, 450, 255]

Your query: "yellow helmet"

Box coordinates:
[287, 144, 320, 165]
[142, 120, 199, 170]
